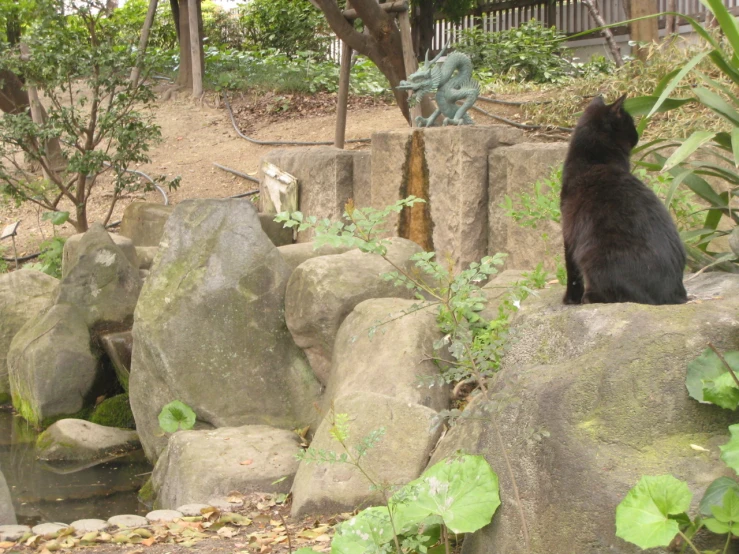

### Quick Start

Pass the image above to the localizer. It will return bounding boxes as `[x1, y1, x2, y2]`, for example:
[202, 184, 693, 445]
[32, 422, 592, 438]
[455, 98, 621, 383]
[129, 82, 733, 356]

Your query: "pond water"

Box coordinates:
[0, 409, 153, 525]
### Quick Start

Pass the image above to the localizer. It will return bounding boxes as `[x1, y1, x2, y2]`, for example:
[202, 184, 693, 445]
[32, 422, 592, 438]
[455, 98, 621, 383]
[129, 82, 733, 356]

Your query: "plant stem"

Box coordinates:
[708, 342, 739, 389]
[677, 530, 703, 554]
[723, 530, 731, 554]
[442, 525, 450, 554]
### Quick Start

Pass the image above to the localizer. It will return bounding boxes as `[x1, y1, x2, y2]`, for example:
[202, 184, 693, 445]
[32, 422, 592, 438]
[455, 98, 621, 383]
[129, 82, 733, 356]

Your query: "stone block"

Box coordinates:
[259, 147, 361, 242]
[370, 126, 523, 271]
[62, 232, 138, 278]
[258, 214, 293, 246]
[119, 202, 174, 247]
[352, 150, 372, 209]
[488, 142, 569, 270]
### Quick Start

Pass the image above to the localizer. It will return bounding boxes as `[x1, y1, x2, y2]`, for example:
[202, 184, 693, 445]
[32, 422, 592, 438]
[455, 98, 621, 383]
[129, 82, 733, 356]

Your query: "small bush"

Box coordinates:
[90, 394, 136, 429]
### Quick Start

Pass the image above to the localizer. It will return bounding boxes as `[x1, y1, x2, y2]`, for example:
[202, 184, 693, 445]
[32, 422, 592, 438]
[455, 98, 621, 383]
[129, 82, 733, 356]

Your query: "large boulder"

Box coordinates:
[431, 273, 739, 554]
[62, 232, 138, 278]
[119, 202, 174, 247]
[0, 471, 15, 525]
[151, 425, 301, 509]
[0, 270, 58, 404]
[291, 391, 442, 518]
[54, 224, 142, 330]
[285, 238, 421, 384]
[36, 419, 139, 462]
[325, 298, 449, 411]
[8, 304, 100, 427]
[277, 242, 355, 274]
[129, 199, 321, 461]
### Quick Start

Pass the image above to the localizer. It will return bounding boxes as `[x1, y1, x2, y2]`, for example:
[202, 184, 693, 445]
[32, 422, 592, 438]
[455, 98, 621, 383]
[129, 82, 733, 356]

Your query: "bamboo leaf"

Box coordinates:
[664, 169, 693, 211]
[625, 96, 693, 117]
[662, 131, 717, 171]
[693, 87, 739, 126]
[699, 0, 739, 64]
[646, 51, 709, 119]
[732, 128, 739, 168]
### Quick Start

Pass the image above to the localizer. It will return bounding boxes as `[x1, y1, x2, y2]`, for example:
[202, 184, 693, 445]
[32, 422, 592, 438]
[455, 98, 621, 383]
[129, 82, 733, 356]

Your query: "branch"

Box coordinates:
[581, 0, 624, 67]
[311, 0, 371, 54]
[350, 0, 396, 36]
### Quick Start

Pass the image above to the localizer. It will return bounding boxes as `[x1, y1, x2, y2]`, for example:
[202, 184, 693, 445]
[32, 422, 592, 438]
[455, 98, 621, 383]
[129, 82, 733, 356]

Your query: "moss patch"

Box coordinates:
[90, 394, 135, 429]
[138, 477, 155, 506]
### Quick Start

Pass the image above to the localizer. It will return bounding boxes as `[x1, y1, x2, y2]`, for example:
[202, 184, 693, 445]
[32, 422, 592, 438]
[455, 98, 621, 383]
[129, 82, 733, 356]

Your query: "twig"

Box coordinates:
[275, 510, 292, 554]
[708, 342, 739, 390]
[478, 95, 551, 106]
[580, 0, 624, 67]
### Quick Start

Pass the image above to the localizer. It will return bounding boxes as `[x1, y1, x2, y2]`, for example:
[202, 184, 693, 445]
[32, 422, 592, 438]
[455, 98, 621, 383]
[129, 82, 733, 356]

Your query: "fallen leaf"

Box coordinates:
[315, 534, 331, 542]
[240, 460, 254, 466]
[218, 527, 239, 539]
[0, 541, 15, 548]
[141, 537, 157, 547]
[690, 443, 710, 452]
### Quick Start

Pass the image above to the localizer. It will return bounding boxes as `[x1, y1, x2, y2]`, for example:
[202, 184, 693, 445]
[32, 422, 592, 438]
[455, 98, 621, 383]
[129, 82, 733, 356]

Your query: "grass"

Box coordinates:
[481, 36, 732, 141]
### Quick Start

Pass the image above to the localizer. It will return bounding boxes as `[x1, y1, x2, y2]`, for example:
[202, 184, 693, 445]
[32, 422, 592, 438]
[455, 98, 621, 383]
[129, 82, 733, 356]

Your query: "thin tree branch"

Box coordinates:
[311, 0, 371, 53]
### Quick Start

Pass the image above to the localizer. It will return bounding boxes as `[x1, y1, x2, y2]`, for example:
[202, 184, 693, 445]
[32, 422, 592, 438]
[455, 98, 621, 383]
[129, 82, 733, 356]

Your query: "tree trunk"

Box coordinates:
[411, 0, 435, 60]
[313, 0, 411, 123]
[0, 69, 30, 114]
[105, 0, 118, 13]
[629, 0, 659, 61]
[170, 0, 181, 41]
[130, 0, 159, 88]
[174, 0, 204, 89]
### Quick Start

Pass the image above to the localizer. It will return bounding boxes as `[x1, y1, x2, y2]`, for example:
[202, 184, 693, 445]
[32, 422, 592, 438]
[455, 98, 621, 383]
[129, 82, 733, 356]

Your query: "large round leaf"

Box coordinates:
[158, 400, 196, 433]
[330, 507, 394, 554]
[615, 475, 692, 549]
[390, 454, 500, 535]
[720, 424, 739, 474]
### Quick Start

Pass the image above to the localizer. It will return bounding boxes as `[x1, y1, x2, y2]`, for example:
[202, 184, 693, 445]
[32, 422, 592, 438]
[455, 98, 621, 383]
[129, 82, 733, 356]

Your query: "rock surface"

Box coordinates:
[134, 247, 159, 270]
[488, 142, 567, 270]
[0, 270, 58, 404]
[36, 419, 139, 461]
[277, 242, 355, 274]
[285, 238, 421, 384]
[8, 304, 100, 427]
[54, 224, 142, 329]
[326, 298, 449, 411]
[433, 273, 739, 554]
[152, 425, 301, 509]
[119, 202, 174, 247]
[258, 214, 293, 247]
[291, 391, 442, 518]
[0, 471, 15, 525]
[62, 232, 138, 278]
[130, 199, 320, 461]
[146, 510, 182, 523]
[108, 514, 148, 528]
[0, 525, 29, 541]
[70, 519, 110, 533]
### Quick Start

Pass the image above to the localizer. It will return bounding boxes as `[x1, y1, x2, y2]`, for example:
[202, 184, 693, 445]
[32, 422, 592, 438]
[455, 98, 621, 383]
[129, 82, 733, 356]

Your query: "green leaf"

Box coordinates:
[700, 477, 739, 517]
[720, 424, 739, 474]
[699, 0, 739, 64]
[330, 507, 394, 554]
[693, 87, 739, 126]
[662, 131, 718, 172]
[624, 96, 693, 117]
[41, 211, 70, 226]
[703, 371, 739, 409]
[391, 454, 500, 535]
[703, 517, 731, 534]
[686, 347, 739, 403]
[711, 489, 739, 523]
[158, 400, 196, 433]
[646, 51, 709, 119]
[615, 475, 692, 549]
[731, 128, 739, 168]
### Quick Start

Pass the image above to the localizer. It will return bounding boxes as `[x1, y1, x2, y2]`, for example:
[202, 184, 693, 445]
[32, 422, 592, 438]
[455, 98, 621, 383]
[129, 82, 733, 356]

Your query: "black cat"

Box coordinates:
[560, 94, 687, 305]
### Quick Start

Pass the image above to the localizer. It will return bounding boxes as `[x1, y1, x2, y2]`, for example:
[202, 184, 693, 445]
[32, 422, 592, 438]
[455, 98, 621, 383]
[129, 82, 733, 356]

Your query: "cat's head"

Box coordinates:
[578, 94, 639, 152]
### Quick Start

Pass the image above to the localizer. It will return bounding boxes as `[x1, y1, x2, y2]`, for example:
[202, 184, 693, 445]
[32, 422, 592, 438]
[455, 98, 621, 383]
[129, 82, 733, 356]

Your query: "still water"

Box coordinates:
[0, 409, 152, 525]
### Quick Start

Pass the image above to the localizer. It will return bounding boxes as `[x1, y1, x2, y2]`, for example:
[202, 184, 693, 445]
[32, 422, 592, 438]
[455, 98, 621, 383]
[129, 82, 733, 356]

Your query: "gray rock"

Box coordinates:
[54, 224, 142, 329]
[285, 238, 421, 384]
[258, 213, 293, 247]
[326, 298, 449, 411]
[176, 503, 211, 517]
[488, 142, 568, 271]
[0, 270, 58, 404]
[98, 331, 132, 391]
[8, 304, 100, 427]
[260, 147, 361, 242]
[206, 497, 238, 513]
[36, 419, 139, 461]
[146, 509, 182, 523]
[129, 199, 320, 461]
[62, 231, 138, 278]
[434, 273, 739, 554]
[277, 242, 355, 274]
[0, 471, 15, 525]
[119, 202, 174, 247]
[31, 522, 68, 536]
[370, 126, 523, 271]
[134, 246, 159, 270]
[108, 514, 148, 528]
[70, 519, 110, 533]
[352, 150, 372, 209]
[291, 391, 442, 518]
[479, 269, 532, 321]
[152, 425, 300, 509]
[0, 524, 30, 541]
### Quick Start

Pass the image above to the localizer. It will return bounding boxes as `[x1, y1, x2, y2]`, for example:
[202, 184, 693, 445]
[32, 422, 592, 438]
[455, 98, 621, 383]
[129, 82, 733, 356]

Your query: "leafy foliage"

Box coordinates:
[616, 475, 692, 549]
[158, 400, 196, 433]
[720, 424, 739, 475]
[238, 0, 330, 59]
[686, 347, 739, 407]
[24, 236, 65, 278]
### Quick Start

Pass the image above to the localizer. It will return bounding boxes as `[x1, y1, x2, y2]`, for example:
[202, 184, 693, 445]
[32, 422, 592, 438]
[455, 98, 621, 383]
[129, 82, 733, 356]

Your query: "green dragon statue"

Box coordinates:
[397, 46, 480, 127]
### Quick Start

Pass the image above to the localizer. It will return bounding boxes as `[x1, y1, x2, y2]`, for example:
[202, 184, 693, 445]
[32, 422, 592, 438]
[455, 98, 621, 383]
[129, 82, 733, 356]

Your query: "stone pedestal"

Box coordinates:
[370, 125, 523, 270]
[120, 202, 174, 247]
[259, 147, 370, 242]
[488, 142, 569, 270]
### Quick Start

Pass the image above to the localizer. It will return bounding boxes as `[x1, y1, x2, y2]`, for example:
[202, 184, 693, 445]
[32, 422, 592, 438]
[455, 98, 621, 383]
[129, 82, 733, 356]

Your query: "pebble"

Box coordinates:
[70, 519, 110, 533]
[32, 522, 68, 536]
[207, 497, 238, 512]
[146, 509, 183, 523]
[176, 503, 211, 517]
[0, 524, 30, 541]
[108, 514, 149, 528]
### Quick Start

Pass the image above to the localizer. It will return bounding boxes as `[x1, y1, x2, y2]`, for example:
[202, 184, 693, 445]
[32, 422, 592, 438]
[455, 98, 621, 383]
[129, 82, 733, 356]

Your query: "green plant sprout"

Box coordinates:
[158, 400, 196, 433]
[24, 211, 70, 278]
[297, 408, 500, 554]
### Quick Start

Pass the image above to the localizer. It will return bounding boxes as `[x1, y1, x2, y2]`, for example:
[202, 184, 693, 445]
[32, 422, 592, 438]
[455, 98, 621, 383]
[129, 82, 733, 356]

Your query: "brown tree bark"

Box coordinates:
[312, 0, 411, 124]
[411, 0, 435, 59]
[0, 70, 30, 114]
[173, 0, 204, 89]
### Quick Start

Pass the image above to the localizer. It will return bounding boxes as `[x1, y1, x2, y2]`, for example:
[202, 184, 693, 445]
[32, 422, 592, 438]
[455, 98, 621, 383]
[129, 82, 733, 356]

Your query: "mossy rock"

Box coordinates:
[90, 394, 135, 429]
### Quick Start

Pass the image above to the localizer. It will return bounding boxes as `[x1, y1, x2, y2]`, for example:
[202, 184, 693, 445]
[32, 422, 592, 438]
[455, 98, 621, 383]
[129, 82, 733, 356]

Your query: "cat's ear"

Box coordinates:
[610, 94, 628, 114]
[591, 95, 606, 107]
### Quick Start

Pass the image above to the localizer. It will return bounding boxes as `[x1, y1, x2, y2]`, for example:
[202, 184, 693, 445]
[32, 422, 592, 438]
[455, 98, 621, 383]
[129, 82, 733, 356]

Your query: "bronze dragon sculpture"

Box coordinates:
[397, 46, 480, 127]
